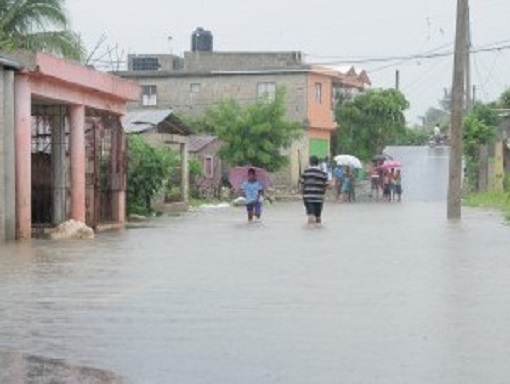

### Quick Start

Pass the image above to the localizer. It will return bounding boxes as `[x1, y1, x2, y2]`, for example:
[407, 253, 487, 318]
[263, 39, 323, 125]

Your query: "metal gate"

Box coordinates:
[31, 105, 69, 226]
[85, 112, 126, 228]
[32, 107, 125, 229]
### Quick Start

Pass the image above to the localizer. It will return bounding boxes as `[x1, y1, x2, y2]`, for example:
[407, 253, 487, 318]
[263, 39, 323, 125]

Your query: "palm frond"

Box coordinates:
[18, 30, 84, 61]
[0, 0, 82, 60]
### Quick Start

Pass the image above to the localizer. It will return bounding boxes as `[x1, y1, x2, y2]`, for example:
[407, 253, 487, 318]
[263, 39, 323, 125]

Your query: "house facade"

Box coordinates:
[187, 134, 223, 196]
[117, 51, 369, 188]
[1, 51, 139, 243]
[0, 54, 21, 243]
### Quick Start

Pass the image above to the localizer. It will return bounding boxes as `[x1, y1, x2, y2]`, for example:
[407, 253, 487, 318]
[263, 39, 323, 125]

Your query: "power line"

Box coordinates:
[367, 42, 454, 73]
[306, 40, 510, 66]
[473, 53, 490, 100]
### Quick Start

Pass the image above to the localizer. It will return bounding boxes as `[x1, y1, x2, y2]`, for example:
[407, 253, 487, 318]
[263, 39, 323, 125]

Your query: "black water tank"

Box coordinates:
[191, 28, 213, 52]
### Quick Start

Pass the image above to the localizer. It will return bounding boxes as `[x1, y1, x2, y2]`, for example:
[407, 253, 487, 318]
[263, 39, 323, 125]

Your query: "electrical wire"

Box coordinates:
[306, 40, 510, 66]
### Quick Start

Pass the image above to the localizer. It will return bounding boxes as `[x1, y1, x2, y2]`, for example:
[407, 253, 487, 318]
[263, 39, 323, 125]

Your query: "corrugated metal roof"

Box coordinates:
[122, 109, 173, 134]
[188, 134, 218, 152]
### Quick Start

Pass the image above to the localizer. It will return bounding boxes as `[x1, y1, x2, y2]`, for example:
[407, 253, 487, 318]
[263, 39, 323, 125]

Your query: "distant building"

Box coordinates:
[122, 109, 192, 203]
[187, 134, 223, 196]
[117, 47, 370, 189]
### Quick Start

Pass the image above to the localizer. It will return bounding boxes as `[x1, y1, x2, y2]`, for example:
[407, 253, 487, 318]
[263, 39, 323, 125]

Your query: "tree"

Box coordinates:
[0, 0, 84, 60]
[419, 88, 451, 129]
[127, 135, 178, 215]
[335, 88, 409, 161]
[204, 88, 301, 172]
[463, 102, 501, 190]
[421, 107, 449, 129]
[499, 88, 510, 108]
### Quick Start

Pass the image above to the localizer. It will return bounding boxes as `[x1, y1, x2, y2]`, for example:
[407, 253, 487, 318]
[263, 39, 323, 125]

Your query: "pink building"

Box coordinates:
[8, 51, 139, 240]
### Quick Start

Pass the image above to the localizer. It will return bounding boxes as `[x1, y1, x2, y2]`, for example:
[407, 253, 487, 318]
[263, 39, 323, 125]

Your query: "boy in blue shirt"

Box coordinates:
[241, 168, 265, 221]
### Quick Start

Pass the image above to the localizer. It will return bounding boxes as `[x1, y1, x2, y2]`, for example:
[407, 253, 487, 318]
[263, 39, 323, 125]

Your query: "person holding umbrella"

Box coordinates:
[300, 156, 329, 225]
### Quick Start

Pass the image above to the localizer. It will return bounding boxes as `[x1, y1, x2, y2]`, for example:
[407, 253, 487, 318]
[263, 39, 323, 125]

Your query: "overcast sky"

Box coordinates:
[66, 0, 510, 124]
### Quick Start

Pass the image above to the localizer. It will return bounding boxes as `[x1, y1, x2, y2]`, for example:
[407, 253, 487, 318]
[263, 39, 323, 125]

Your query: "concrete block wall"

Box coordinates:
[131, 72, 308, 122]
[183, 51, 304, 72]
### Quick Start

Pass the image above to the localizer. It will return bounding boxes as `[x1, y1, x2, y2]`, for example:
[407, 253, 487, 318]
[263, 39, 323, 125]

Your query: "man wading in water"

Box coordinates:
[300, 156, 329, 225]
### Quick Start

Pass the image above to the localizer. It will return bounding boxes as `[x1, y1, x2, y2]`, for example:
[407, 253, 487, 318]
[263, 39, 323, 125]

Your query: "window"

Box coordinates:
[190, 83, 202, 94]
[315, 83, 322, 104]
[331, 84, 342, 109]
[257, 82, 276, 101]
[204, 156, 214, 178]
[132, 57, 160, 71]
[141, 85, 157, 106]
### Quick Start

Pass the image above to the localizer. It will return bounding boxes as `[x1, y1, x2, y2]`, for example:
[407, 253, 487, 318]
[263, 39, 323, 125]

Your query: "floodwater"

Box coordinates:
[1, 146, 509, 384]
[385, 145, 451, 202]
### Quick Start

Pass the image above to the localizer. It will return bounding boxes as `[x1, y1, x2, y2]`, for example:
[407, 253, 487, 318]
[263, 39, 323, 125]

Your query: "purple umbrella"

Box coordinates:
[228, 166, 271, 191]
[380, 160, 402, 170]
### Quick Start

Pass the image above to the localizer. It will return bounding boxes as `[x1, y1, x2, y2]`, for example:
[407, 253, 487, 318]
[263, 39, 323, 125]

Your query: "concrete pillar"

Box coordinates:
[111, 127, 126, 224]
[14, 74, 32, 240]
[478, 144, 489, 192]
[52, 107, 67, 224]
[494, 141, 504, 191]
[0, 66, 5, 242]
[180, 142, 189, 204]
[69, 105, 86, 222]
[3, 70, 16, 241]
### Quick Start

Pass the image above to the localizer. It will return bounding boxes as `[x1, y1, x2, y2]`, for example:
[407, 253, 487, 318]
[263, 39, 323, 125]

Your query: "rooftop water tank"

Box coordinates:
[191, 28, 213, 52]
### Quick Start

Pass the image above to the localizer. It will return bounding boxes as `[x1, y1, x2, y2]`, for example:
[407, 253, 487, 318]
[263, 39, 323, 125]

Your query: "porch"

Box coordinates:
[13, 52, 139, 240]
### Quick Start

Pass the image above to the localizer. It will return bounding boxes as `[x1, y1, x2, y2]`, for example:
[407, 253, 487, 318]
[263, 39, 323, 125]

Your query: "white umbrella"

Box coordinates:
[334, 154, 363, 169]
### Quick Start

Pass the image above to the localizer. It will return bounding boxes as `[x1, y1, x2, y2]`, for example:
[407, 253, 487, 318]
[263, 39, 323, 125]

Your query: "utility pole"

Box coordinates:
[395, 70, 400, 91]
[465, 3, 472, 110]
[447, 0, 468, 219]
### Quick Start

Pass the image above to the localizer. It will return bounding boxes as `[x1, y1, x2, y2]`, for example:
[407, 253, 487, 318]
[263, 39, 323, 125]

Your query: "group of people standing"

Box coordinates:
[318, 157, 357, 203]
[369, 162, 402, 202]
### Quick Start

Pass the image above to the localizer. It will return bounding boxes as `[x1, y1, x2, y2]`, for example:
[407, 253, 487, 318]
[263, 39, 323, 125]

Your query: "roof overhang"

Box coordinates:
[0, 52, 22, 70]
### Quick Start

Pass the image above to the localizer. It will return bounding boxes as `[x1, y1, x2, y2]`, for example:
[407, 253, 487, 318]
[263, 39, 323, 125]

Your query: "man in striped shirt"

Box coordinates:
[300, 155, 329, 225]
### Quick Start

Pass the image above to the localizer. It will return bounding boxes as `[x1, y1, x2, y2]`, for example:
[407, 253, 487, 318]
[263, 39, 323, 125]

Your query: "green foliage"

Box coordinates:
[204, 88, 301, 172]
[422, 107, 449, 129]
[464, 191, 510, 222]
[335, 88, 409, 161]
[463, 103, 501, 190]
[189, 156, 203, 179]
[419, 88, 451, 129]
[127, 135, 178, 215]
[499, 88, 510, 108]
[0, 0, 84, 60]
[393, 126, 430, 146]
[179, 114, 215, 134]
[178, 156, 204, 201]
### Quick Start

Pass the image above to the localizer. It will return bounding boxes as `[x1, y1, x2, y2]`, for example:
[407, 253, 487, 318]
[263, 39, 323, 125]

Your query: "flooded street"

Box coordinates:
[1, 147, 509, 383]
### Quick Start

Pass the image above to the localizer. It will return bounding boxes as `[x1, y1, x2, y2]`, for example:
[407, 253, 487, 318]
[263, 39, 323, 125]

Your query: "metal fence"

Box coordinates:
[31, 106, 126, 229]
